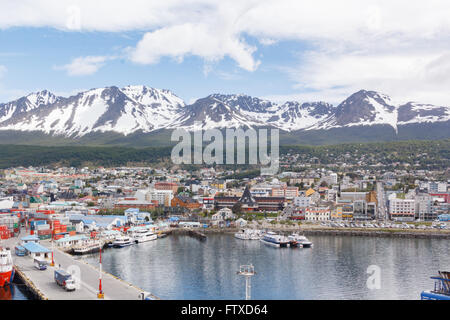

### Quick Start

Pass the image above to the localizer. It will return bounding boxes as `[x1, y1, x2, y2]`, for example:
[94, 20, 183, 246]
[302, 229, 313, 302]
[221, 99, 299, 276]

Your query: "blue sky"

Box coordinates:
[0, 28, 305, 104]
[1, 1, 450, 106]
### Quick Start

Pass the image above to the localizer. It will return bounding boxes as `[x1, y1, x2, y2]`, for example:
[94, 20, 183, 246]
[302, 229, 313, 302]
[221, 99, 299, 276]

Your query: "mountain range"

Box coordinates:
[0, 85, 449, 146]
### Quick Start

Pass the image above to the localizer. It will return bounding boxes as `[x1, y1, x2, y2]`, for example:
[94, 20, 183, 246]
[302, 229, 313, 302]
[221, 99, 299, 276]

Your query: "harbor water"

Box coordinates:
[73, 234, 450, 300]
[0, 283, 33, 300]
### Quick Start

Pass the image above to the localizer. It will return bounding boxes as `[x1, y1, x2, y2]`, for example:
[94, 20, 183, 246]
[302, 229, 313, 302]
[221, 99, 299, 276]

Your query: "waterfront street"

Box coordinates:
[5, 231, 148, 300]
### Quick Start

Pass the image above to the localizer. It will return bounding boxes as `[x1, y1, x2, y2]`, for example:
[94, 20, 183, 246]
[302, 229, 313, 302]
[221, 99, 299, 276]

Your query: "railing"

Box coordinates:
[431, 276, 450, 295]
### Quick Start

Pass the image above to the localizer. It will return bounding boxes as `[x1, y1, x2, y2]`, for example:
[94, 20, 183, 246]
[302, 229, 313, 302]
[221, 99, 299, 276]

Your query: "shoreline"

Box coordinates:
[176, 226, 450, 239]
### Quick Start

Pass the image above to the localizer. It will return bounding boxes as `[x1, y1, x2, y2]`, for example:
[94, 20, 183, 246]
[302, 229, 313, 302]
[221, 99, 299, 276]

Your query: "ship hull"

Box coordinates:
[0, 269, 14, 287]
[421, 290, 450, 300]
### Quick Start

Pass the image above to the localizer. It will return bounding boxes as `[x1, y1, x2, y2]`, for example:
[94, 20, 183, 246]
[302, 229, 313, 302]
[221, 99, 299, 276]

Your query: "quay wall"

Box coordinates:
[170, 226, 450, 239]
[13, 266, 47, 300]
[301, 229, 450, 239]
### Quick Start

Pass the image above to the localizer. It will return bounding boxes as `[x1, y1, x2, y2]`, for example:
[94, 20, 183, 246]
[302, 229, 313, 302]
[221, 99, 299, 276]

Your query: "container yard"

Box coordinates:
[0, 208, 160, 300]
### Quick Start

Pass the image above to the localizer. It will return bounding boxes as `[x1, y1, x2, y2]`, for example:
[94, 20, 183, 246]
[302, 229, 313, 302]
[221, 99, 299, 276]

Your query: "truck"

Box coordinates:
[54, 269, 76, 291]
[33, 258, 47, 270]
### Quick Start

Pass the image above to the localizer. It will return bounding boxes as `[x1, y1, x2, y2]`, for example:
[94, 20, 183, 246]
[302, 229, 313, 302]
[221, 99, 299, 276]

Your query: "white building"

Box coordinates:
[389, 198, 416, 221]
[305, 207, 330, 221]
[135, 188, 174, 206]
[212, 208, 236, 222]
[293, 196, 311, 208]
[415, 194, 432, 220]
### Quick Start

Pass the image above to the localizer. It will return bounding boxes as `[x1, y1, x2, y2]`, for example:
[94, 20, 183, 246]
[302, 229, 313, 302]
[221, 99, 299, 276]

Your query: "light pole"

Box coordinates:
[237, 264, 256, 300]
[50, 226, 55, 267]
[97, 244, 104, 299]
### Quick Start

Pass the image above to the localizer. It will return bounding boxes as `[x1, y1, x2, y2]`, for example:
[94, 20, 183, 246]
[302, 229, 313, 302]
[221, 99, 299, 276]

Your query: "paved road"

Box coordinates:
[376, 181, 387, 221]
[5, 232, 146, 300]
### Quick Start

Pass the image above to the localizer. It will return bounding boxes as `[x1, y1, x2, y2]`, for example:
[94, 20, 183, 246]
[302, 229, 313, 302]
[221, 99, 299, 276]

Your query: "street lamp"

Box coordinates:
[237, 264, 256, 300]
[97, 244, 104, 299]
[50, 225, 55, 267]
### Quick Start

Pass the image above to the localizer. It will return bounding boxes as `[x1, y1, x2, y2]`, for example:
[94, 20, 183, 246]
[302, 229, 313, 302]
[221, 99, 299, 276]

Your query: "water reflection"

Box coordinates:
[80, 234, 450, 300]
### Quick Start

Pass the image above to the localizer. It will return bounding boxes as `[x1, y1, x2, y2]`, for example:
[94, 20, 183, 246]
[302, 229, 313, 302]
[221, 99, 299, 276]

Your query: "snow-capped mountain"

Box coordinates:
[316, 90, 399, 130]
[0, 86, 185, 137]
[0, 87, 448, 141]
[271, 101, 334, 131]
[0, 90, 59, 124]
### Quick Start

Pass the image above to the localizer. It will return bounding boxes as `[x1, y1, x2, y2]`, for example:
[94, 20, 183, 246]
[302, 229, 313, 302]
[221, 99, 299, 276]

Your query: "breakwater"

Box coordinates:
[302, 228, 450, 239]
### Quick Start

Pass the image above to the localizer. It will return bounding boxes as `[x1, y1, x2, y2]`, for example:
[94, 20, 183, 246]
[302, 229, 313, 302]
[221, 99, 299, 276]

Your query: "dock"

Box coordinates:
[170, 228, 207, 241]
[4, 233, 159, 300]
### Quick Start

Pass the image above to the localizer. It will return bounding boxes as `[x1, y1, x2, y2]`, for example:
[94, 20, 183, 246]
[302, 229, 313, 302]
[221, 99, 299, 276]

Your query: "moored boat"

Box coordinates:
[288, 233, 313, 248]
[112, 235, 133, 248]
[260, 231, 290, 247]
[234, 229, 262, 240]
[133, 230, 157, 243]
[421, 271, 450, 300]
[0, 247, 14, 287]
[72, 240, 102, 255]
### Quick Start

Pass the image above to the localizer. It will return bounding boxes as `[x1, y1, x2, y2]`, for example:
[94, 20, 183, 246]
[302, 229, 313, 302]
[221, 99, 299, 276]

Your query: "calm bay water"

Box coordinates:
[78, 234, 450, 300]
[1, 283, 32, 300]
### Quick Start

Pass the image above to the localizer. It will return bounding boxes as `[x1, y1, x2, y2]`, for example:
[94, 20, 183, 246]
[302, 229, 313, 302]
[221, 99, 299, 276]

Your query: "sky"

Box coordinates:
[1, 0, 450, 106]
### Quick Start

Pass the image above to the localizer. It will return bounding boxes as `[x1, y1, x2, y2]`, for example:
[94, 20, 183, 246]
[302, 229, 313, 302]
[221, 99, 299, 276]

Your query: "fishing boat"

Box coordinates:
[288, 233, 313, 248]
[133, 230, 157, 243]
[421, 271, 450, 300]
[72, 240, 102, 255]
[234, 229, 262, 240]
[112, 235, 133, 248]
[260, 231, 290, 247]
[0, 247, 14, 287]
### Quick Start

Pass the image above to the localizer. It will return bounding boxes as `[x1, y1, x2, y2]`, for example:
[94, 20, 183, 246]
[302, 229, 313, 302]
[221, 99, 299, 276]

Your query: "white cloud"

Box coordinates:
[280, 50, 450, 105]
[55, 56, 113, 76]
[130, 23, 259, 72]
[3, 1, 450, 102]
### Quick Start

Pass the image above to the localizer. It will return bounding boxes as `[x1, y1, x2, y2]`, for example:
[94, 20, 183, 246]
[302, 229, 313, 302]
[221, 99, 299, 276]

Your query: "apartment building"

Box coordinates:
[389, 198, 416, 222]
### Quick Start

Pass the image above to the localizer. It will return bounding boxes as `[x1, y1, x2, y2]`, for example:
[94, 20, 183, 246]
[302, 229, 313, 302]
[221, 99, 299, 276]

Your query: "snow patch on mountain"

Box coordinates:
[0, 87, 448, 137]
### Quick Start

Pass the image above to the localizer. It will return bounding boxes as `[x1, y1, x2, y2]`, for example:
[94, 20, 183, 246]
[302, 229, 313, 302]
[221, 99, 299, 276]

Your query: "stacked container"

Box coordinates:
[0, 225, 10, 239]
[0, 215, 20, 236]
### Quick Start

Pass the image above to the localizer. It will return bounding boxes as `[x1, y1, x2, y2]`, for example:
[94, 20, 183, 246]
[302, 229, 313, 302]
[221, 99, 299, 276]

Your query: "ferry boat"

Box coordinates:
[421, 271, 450, 300]
[133, 230, 157, 243]
[288, 233, 313, 248]
[234, 229, 262, 240]
[112, 235, 133, 248]
[72, 241, 102, 255]
[0, 247, 15, 287]
[260, 231, 290, 247]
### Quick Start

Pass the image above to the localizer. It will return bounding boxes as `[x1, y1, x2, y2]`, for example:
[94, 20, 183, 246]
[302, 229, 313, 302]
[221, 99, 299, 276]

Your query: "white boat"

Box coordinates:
[73, 240, 102, 255]
[234, 229, 262, 240]
[288, 233, 313, 248]
[133, 230, 157, 243]
[260, 231, 290, 247]
[112, 235, 133, 248]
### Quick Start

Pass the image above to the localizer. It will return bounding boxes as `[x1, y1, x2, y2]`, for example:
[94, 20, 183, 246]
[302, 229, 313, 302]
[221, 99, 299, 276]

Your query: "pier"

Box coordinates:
[5, 233, 159, 300]
[170, 228, 207, 241]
